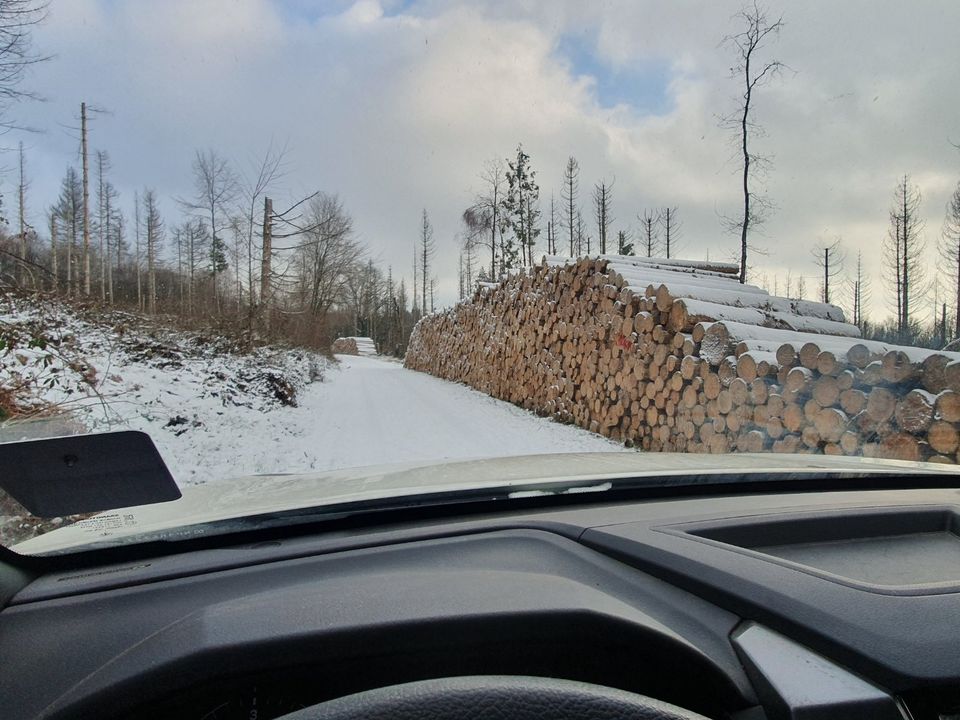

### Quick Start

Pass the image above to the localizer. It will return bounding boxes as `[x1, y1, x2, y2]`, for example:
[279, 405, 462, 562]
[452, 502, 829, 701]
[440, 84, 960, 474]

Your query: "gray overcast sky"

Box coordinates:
[7, 0, 960, 321]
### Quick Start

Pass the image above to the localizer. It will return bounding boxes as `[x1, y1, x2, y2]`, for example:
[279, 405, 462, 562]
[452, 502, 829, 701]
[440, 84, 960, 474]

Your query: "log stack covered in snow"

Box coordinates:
[405, 255, 960, 464]
[331, 336, 377, 356]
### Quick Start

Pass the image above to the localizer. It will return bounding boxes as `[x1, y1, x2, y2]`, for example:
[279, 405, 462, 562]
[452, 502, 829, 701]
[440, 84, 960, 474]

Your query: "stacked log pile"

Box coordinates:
[331, 336, 377, 356]
[405, 255, 960, 464]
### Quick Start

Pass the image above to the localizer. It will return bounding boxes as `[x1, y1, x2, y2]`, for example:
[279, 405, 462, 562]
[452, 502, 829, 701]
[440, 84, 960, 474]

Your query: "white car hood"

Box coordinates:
[13, 451, 959, 554]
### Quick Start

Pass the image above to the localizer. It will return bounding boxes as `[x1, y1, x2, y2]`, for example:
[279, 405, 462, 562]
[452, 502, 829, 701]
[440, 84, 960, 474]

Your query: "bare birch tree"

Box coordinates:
[180, 149, 238, 314]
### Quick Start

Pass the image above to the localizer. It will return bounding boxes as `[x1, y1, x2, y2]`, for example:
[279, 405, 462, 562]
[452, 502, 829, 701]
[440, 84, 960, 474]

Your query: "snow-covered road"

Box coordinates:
[292, 354, 626, 474]
[80, 352, 627, 485]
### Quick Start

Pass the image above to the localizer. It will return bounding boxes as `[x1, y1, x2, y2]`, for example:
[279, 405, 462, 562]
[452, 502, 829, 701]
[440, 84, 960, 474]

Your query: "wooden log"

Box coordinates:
[737, 430, 766, 453]
[839, 388, 868, 416]
[921, 354, 950, 393]
[814, 408, 848, 444]
[936, 390, 960, 423]
[894, 389, 936, 435]
[812, 375, 840, 408]
[928, 421, 960, 455]
[785, 366, 814, 395]
[878, 432, 922, 462]
[866, 387, 897, 423]
[881, 350, 919, 385]
[945, 361, 960, 394]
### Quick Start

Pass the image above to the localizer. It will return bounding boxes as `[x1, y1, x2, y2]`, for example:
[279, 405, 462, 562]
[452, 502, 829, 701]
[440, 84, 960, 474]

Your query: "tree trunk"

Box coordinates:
[49, 214, 58, 292]
[81, 102, 91, 296]
[260, 197, 273, 331]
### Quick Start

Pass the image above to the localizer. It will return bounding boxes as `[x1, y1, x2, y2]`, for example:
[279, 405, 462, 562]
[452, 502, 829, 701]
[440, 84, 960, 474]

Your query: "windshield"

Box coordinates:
[2, 0, 960, 554]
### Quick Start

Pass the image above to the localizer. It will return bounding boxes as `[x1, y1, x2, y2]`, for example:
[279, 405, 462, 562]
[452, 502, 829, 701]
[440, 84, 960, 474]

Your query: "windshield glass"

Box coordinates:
[2, 0, 960, 554]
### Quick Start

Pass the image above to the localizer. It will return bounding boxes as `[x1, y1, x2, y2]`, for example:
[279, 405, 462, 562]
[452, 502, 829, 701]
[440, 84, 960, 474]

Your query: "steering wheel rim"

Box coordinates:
[275, 675, 711, 720]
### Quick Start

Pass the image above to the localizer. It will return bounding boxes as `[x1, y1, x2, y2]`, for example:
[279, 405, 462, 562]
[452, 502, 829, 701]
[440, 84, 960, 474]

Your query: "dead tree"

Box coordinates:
[811, 237, 844, 304]
[639, 209, 659, 257]
[80, 101, 90, 295]
[722, 2, 784, 284]
[16, 140, 26, 285]
[179, 149, 238, 314]
[941, 181, 960, 336]
[660, 206, 681, 258]
[562, 157, 580, 256]
[241, 143, 286, 321]
[143, 189, 162, 314]
[420, 209, 435, 315]
[593, 180, 613, 255]
[884, 175, 925, 340]
[849, 250, 870, 331]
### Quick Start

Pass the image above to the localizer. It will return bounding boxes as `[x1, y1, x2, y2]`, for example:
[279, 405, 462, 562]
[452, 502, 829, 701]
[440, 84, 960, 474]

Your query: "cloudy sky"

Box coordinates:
[7, 0, 960, 320]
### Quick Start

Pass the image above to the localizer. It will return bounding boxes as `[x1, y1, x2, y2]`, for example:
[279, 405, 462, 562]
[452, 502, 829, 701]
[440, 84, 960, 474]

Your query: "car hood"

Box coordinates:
[13, 451, 960, 554]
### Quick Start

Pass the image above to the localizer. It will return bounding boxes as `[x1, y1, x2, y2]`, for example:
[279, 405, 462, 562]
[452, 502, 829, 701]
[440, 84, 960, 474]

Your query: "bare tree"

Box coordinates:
[593, 179, 613, 255]
[562, 156, 579, 256]
[54, 166, 81, 296]
[142, 189, 162, 314]
[941, 181, 960, 336]
[849, 250, 871, 331]
[0, 0, 47, 130]
[287, 193, 359, 321]
[16, 140, 26, 285]
[466, 158, 506, 280]
[48, 208, 56, 291]
[179, 149, 238, 314]
[95, 150, 110, 300]
[722, 2, 784, 284]
[883, 175, 926, 339]
[80, 102, 91, 295]
[256, 189, 320, 329]
[639, 209, 659, 257]
[547, 193, 559, 255]
[660, 206, 681, 258]
[575, 209, 586, 256]
[100, 172, 121, 304]
[420, 209, 435, 315]
[134, 189, 141, 310]
[811, 236, 844, 304]
[241, 142, 287, 320]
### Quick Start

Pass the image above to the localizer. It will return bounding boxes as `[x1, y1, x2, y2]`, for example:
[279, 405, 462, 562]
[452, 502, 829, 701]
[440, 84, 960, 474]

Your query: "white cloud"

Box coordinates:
[7, 0, 960, 322]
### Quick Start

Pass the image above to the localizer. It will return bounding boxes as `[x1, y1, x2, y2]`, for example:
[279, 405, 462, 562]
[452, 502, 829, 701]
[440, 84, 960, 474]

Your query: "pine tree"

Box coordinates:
[503, 144, 540, 267]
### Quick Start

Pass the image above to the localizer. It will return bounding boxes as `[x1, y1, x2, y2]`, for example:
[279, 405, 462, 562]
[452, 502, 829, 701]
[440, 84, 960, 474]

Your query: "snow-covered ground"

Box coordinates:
[132, 354, 626, 484]
[279, 354, 626, 477]
[1, 298, 626, 487]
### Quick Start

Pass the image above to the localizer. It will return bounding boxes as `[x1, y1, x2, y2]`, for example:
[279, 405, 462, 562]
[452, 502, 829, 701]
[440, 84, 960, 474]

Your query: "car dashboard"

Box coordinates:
[2, 485, 960, 719]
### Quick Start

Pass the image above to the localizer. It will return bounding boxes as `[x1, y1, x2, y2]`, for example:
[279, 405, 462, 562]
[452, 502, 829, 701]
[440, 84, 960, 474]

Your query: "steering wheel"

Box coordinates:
[276, 675, 710, 720]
